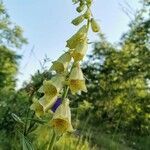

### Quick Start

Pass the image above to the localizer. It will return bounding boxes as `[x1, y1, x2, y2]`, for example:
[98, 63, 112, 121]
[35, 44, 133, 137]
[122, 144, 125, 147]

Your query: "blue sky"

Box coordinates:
[3, 0, 141, 88]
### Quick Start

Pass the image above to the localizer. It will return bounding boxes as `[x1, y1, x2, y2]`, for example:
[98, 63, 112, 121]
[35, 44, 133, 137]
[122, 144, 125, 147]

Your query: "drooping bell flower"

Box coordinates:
[38, 74, 65, 99]
[39, 95, 57, 112]
[51, 98, 62, 112]
[51, 52, 71, 73]
[71, 39, 88, 61]
[30, 98, 44, 118]
[66, 25, 87, 49]
[76, 4, 85, 13]
[51, 99, 73, 133]
[68, 64, 87, 94]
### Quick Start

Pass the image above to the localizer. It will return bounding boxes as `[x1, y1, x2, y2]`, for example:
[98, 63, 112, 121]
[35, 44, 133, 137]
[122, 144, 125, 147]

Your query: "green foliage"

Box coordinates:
[126, 135, 150, 150]
[0, 89, 29, 149]
[54, 134, 91, 150]
[20, 132, 35, 150]
[0, 1, 27, 149]
[26, 123, 94, 150]
[71, 2, 150, 136]
[0, 1, 27, 48]
[0, 46, 21, 88]
[93, 133, 132, 150]
[0, 1, 27, 89]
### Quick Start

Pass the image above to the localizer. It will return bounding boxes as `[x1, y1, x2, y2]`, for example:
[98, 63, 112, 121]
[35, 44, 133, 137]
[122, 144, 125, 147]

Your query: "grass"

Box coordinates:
[126, 135, 150, 150]
[93, 133, 133, 150]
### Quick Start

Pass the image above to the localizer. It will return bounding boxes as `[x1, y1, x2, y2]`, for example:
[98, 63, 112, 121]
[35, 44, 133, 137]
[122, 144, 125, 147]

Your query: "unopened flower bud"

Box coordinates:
[84, 9, 91, 19]
[72, 15, 84, 26]
[91, 18, 100, 32]
[76, 4, 85, 13]
[86, 0, 92, 6]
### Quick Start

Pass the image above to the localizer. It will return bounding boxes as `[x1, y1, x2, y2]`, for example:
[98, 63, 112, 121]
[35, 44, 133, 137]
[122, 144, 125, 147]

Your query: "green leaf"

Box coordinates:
[20, 133, 34, 150]
[11, 113, 24, 124]
[26, 118, 46, 124]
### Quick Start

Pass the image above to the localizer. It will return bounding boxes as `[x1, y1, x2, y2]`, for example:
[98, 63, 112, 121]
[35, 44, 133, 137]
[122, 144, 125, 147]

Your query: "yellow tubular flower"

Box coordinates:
[30, 98, 44, 118]
[68, 64, 87, 94]
[51, 99, 73, 133]
[40, 74, 65, 99]
[38, 74, 65, 111]
[39, 96, 57, 112]
[66, 25, 87, 49]
[51, 52, 71, 73]
[72, 39, 88, 61]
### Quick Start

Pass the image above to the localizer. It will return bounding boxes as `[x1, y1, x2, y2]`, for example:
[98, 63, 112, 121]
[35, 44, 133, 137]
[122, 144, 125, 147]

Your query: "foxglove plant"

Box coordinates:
[30, 0, 100, 149]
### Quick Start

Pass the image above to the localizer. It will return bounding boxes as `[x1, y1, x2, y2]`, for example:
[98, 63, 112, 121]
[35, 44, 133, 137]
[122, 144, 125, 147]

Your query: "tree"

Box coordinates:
[0, 1, 27, 89]
[0, 1, 27, 149]
[73, 1, 150, 136]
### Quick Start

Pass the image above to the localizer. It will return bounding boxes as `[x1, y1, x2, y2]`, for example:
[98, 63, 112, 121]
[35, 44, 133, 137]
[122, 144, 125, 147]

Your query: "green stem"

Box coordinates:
[61, 61, 76, 102]
[24, 108, 29, 135]
[76, 112, 91, 147]
[47, 131, 56, 150]
[62, 86, 69, 101]
[87, 19, 90, 30]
